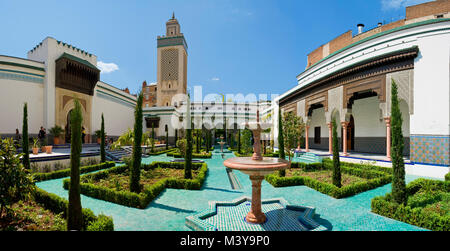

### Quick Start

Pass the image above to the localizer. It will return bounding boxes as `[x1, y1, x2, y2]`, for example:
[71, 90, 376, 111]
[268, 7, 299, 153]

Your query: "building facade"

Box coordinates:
[156, 14, 188, 107]
[274, 1, 450, 166]
[0, 37, 137, 142]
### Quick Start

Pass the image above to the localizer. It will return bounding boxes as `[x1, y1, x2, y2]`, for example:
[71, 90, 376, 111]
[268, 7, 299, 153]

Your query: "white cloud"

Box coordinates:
[381, 0, 433, 11]
[97, 61, 119, 74]
[211, 77, 220, 81]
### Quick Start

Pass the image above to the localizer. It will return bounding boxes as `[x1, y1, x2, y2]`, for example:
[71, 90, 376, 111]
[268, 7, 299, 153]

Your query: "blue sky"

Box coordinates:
[0, 0, 431, 100]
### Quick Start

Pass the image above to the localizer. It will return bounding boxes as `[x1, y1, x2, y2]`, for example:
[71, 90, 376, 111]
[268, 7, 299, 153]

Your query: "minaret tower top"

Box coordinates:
[166, 12, 181, 37]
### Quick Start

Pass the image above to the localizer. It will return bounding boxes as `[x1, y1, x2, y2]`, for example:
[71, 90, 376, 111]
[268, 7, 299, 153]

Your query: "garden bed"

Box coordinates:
[63, 162, 208, 209]
[371, 178, 449, 231]
[0, 200, 66, 231]
[32, 161, 116, 182]
[166, 149, 212, 159]
[265, 159, 392, 199]
[146, 148, 175, 156]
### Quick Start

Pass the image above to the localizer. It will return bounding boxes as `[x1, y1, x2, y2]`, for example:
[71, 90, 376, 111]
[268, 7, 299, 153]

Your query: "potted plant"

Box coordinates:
[95, 130, 102, 144]
[42, 138, 52, 154]
[32, 138, 40, 155]
[49, 125, 64, 145]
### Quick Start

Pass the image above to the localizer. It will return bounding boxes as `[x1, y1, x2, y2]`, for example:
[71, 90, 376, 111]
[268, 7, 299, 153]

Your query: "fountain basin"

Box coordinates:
[224, 157, 289, 176]
[223, 157, 289, 224]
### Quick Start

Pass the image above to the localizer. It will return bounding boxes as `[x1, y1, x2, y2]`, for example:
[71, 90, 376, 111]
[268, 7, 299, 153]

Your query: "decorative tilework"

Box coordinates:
[185, 196, 327, 231]
[0, 71, 44, 84]
[410, 135, 450, 166]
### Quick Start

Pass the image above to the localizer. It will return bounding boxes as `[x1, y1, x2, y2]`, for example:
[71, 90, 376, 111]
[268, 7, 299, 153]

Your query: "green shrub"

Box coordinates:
[265, 161, 392, 199]
[371, 178, 449, 231]
[445, 172, 450, 182]
[32, 161, 115, 182]
[64, 162, 208, 209]
[33, 187, 114, 231]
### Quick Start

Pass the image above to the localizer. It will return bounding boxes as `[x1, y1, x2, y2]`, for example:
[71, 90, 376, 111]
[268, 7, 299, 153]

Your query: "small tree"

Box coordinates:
[67, 99, 83, 231]
[282, 112, 304, 168]
[278, 107, 286, 176]
[151, 123, 155, 153]
[241, 129, 253, 154]
[166, 128, 169, 150]
[0, 138, 34, 218]
[237, 129, 241, 154]
[185, 97, 193, 179]
[185, 124, 193, 179]
[176, 139, 187, 158]
[332, 117, 342, 188]
[22, 103, 30, 170]
[100, 114, 106, 163]
[130, 92, 144, 193]
[391, 80, 407, 205]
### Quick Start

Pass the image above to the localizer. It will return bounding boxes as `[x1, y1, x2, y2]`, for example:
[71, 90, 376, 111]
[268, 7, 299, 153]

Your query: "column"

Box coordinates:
[328, 123, 333, 154]
[246, 175, 266, 224]
[305, 126, 310, 152]
[385, 117, 391, 161]
[341, 122, 349, 156]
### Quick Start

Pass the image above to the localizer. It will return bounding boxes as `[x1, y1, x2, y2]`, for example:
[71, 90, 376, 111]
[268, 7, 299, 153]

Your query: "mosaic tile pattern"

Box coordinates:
[186, 197, 326, 231]
[410, 135, 450, 166]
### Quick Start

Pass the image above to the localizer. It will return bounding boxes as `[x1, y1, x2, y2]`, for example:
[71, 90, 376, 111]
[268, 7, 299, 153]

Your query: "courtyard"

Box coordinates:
[34, 147, 432, 231]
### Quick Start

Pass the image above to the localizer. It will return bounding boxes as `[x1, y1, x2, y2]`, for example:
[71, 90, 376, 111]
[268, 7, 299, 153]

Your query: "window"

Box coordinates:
[314, 127, 321, 144]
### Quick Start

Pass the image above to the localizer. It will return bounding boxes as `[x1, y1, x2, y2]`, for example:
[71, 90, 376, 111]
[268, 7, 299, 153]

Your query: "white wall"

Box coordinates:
[309, 107, 329, 138]
[353, 97, 386, 137]
[410, 31, 450, 136]
[0, 79, 44, 134]
[91, 89, 135, 137]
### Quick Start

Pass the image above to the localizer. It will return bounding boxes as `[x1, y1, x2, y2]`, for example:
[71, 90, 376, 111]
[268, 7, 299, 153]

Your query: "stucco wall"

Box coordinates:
[411, 31, 450, 136]
[0, 78, 44, 134]
[91, 86, 136, 137]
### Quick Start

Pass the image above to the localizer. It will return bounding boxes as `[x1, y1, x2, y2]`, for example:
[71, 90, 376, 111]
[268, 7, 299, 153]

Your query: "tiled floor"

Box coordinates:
[36, 147, 431, 231]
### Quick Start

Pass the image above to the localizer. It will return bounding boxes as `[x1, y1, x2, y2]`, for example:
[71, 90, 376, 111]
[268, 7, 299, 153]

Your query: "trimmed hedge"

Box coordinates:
[147, 148, 175, 156]
[33, 187, 114, 231]
[446, 172, 450, 182]
[63, 162, 208, 209]
[371, 178, 449, 231]
[166, 150, 212, 159]
[32, 161, 116, 182]
[265, 160, 392, 199]
[233, 151, 279, 158]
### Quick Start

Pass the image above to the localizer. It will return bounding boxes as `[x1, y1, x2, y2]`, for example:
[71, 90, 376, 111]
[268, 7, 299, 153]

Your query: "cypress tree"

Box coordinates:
[278, 108, 286, 177]
[166, 128, 169, 150]
[391, 80, 407, 205]
[175, 129, 178, 144]
[237, 129, 241, 154]
[100, 113, 106, 163]
[151, 123, 155, 153]
[332, 117, 342, 188]
[130, 92, 143, 193]
[196, 130, 200, 154]
[22, 103, 30, 170]
[67, 99, 83, 231]
[185, 97, 193, 179]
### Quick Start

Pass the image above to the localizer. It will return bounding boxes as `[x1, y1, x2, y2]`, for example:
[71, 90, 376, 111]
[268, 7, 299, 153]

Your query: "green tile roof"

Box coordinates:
[56, 52, 99, 71]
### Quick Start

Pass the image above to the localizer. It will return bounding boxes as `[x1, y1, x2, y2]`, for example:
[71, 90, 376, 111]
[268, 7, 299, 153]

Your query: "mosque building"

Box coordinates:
[273, 0, 450, 166]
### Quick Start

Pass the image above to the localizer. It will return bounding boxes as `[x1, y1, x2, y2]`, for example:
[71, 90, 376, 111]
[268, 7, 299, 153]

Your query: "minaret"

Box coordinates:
[156, 13, 188, 107]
